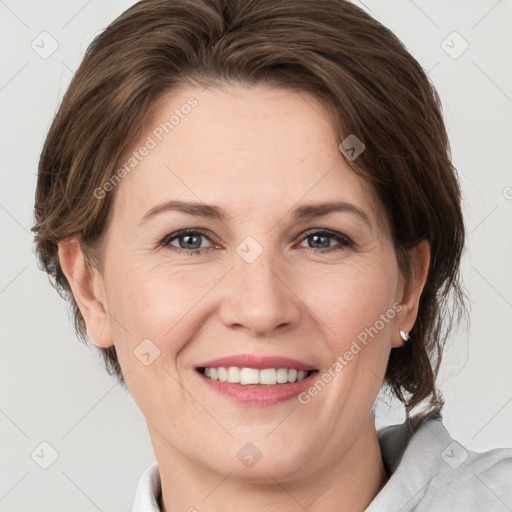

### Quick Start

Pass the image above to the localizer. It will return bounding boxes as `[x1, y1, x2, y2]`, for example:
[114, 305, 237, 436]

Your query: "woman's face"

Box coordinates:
[92, 84, 419, 481]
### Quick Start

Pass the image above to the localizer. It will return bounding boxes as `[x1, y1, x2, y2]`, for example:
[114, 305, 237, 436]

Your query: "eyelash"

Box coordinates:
[159, 228, 355, 255]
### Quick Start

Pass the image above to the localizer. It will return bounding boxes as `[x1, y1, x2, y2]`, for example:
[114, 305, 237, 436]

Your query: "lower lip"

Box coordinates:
[197, 371, 319, 405]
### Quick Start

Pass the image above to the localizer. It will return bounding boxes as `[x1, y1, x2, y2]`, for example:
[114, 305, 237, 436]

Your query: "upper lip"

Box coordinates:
[196, 354, 316, 371]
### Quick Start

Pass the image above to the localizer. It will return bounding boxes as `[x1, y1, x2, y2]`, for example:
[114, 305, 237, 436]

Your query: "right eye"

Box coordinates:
[160, 228, 221, 255]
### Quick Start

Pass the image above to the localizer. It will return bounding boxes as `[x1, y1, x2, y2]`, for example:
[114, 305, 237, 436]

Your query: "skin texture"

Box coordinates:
[59, 84, 430, 511]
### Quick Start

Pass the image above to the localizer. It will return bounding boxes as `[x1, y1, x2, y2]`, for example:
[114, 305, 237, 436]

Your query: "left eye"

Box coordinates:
[298, 230, 353, 252]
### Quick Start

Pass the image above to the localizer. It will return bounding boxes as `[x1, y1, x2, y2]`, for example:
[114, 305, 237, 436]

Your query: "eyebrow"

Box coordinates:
[139, 199, 372, 228]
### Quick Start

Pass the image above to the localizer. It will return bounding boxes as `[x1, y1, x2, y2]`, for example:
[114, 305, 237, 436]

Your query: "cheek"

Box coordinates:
[298, 259, 398, 349]
[104, 258, 223, 356]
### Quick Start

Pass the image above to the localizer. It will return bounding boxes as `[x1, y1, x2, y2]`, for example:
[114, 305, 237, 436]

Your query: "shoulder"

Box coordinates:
[371, 415, 512, 512]
[424, 441, 512, 511]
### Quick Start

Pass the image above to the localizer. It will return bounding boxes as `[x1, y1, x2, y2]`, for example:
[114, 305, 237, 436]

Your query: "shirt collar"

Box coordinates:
[132, 461, 161, 512]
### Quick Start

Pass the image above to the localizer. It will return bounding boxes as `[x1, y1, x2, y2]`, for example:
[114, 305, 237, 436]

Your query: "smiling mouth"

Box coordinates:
[197, 367, 318, 385]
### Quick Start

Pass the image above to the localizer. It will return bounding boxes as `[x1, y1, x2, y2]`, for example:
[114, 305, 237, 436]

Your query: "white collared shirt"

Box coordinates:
[133, 415, 512, 511]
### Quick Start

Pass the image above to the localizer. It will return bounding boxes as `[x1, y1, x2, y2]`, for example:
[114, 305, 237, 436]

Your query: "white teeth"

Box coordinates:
[276, 368, 288, 383]
[218, 367, 228, 382]
[201, 366, 312, 385]
[259, 368, 277, 385]
[227, 366, 241, 383]
[240, 367, 259, 385]
[288, 369, 297, 382]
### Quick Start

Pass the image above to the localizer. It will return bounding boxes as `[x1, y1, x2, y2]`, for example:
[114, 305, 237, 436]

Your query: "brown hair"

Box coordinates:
[32, 0, 467, 417]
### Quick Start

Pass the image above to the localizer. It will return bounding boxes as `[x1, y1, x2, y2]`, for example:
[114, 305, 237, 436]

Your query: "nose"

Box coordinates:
[219, 248, 301, 337]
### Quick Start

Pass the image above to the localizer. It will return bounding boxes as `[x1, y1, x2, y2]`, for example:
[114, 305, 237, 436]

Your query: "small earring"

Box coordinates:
[400, 330, 411, 344]
[96, 332, 100, 338]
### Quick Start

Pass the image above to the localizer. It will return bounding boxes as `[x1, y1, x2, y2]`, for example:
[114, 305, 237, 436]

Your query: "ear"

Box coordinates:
[392, 239, 431, 348]
[58, 237, 114, 348]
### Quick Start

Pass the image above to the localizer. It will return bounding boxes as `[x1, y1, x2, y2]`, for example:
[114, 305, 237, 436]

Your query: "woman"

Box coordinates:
[32, 0, 511, 510]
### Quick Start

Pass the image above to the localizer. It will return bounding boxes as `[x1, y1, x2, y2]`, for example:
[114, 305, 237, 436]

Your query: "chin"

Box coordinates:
[198, 435, 316, 483]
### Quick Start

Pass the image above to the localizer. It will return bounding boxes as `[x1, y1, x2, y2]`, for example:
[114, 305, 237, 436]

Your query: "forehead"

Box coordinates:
[111, 84, 385, 232]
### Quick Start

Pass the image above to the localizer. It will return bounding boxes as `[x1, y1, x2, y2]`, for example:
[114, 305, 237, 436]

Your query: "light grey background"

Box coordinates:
[1, 1, 511, 510]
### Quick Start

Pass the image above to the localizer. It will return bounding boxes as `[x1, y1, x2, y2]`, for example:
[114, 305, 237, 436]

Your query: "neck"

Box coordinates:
[152, 416, 388, 512]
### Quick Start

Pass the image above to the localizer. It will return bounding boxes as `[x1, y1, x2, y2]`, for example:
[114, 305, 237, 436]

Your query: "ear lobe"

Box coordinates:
[57, 237, 114, 348]
[392, 239, 431, 347]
